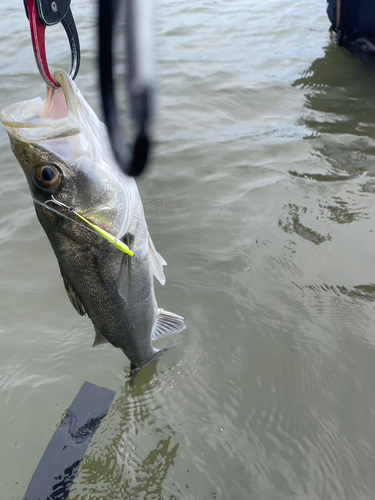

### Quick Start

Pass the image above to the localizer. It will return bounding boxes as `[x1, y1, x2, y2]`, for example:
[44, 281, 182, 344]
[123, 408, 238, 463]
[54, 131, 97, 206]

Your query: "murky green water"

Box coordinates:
[2, 1, 375, 499]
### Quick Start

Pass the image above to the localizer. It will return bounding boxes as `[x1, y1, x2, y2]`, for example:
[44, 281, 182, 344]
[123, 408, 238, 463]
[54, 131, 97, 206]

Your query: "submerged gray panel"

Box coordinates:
[23, 381, 116, 500]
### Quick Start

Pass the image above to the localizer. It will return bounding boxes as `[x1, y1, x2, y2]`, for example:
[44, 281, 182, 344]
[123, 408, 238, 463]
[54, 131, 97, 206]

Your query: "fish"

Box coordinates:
[0, 70, 185, 370]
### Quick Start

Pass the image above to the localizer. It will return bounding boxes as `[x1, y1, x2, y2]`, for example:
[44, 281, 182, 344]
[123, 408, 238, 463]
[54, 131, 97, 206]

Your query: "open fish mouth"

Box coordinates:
[0, 71, 81, 144]
[1, 70, 114, 172]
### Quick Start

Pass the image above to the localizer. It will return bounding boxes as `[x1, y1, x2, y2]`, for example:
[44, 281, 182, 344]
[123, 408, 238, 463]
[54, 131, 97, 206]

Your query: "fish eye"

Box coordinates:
[33, 164, 62, 192]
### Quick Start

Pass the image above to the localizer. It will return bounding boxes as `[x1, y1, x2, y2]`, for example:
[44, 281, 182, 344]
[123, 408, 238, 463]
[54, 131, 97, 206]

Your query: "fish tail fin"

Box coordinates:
[129, 311, 186, 373]
[151, 309, 186, 341]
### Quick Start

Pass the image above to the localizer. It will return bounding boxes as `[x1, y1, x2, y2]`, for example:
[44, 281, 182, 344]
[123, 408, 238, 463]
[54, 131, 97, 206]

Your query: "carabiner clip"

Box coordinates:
[99, 0, 154, 177]
[23, 0, 80, 88]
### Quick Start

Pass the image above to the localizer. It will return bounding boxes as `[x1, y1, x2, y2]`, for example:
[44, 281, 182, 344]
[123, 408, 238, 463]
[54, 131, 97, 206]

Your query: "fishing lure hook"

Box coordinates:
[44, 196, 134, 257]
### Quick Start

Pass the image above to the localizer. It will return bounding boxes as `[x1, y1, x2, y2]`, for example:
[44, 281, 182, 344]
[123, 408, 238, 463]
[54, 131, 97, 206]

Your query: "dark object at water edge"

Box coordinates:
[23, 381, 116, 500]
[327, 0, 375, 53]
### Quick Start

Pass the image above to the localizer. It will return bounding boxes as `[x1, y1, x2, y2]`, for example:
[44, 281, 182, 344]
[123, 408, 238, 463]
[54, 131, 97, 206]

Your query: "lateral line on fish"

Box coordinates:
[31, 196, 134, 257]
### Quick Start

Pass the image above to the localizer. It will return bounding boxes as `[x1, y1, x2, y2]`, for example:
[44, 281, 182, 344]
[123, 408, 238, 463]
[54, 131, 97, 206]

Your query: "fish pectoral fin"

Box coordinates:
[118, 232, 135, 302]
[148, 233, 167, 285]
[92, 328, 109, 347]
[59, 265, 86, 316]
[151, 309, 186, 341]
[118, 254, 131, 301]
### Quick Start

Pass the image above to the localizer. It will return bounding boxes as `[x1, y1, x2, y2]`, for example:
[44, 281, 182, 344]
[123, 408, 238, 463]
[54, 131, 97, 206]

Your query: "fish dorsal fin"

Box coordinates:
[152, 309, 186, 341]
[59, 265, 86, 316]
[148, 234, 167, 285]
[118, 233, 135, 302]
[92, 328, 109, 347]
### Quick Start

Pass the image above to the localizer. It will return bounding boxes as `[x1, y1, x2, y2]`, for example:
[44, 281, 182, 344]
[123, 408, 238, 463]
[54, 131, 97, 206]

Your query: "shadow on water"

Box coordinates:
[67, 362, 180, 500]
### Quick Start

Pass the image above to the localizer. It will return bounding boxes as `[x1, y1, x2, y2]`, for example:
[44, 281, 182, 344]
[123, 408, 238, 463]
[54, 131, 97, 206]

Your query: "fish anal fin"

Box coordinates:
[59, 265, 86, 316]
[93, 328, 109, 347]
[148, 234, 167, 285]
[152, 309, 186, 341]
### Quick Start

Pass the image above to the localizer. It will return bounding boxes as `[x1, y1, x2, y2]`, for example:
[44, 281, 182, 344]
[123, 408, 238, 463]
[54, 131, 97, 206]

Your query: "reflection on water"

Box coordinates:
[283, 40, 375, 254]
[287, 40, 375, 358]
[292, 40, 375, 180]
[278, 203, 331, 245]
[68, 363, 179, 499]
[294, 282, 375, 302]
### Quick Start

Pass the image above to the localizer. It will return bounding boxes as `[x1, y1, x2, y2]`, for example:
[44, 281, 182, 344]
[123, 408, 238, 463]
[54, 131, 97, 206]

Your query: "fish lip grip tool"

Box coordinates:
[23, 0, 80, 88]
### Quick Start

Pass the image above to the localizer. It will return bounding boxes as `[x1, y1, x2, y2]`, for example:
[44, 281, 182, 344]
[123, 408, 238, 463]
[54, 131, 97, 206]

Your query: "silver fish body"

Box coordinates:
[1, 71, 185, 368]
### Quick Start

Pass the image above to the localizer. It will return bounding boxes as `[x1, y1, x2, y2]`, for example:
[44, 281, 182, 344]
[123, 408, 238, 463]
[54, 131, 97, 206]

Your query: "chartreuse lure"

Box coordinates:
[46, 196, 134, 257]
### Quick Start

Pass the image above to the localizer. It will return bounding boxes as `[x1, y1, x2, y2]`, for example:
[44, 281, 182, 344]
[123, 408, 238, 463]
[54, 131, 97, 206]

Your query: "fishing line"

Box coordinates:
[30, 195, 104, 237]
[47, 195, 133, 256]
